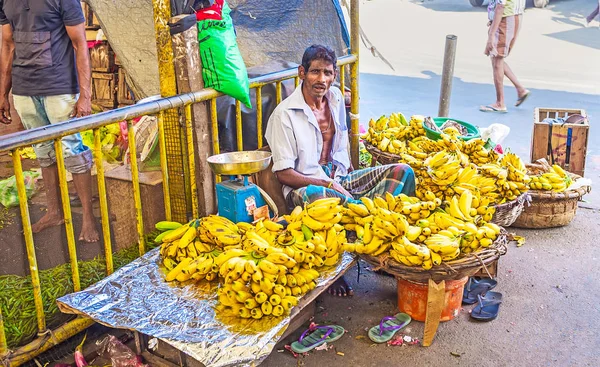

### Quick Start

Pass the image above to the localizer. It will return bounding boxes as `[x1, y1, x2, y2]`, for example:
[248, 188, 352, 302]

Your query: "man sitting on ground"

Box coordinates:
[265, 45, 416, 296]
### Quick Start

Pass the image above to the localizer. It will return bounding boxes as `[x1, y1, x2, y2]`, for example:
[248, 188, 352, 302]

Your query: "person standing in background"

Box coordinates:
[480, 0, 530, 113]
[585, 1, 600, 27]
[0, 0, 99, 242]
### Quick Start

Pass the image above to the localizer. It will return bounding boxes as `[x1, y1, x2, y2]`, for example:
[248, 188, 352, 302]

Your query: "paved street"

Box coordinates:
[358, 0, 600, 206]
[263, 1, 600, 366]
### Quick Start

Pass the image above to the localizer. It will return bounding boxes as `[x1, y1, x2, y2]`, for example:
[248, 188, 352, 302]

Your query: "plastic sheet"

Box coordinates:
[57, 248, 355, 367]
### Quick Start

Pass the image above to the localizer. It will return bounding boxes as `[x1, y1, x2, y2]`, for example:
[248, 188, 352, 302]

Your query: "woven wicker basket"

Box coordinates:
[511, 172, 591, 229]
[358, 232, 508, 282]
[491, 193, 530, 227]
[364, 142, 402, 166]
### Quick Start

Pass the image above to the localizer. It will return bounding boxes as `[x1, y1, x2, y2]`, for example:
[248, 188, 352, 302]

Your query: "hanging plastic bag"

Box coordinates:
[196, 0, 252, 108]
[0, 171, 40, 208]
[96, 335, 149, 367]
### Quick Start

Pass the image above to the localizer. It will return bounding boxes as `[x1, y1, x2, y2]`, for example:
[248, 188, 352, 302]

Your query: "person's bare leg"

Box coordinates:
[490, 56, 505, 108]
[503, 61, 528, 98]
[328, 276, 354, 297]
[72, 171, 99, 242]
[32, 165, 64, 233]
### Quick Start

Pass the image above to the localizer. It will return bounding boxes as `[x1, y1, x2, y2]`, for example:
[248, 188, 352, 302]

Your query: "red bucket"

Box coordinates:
[397, 277, 468, 322]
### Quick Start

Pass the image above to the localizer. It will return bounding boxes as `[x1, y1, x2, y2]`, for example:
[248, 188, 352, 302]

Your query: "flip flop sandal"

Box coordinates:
[462, 277, 498, 305]
[471, 291, 503, 321]
[479, 105, 508, 113]
[290, 324, 345, 353]
[515, 91, 531, 107]
[368, 313, 411, 343]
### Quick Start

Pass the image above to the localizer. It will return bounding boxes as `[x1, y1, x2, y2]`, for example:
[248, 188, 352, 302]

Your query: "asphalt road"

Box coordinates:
[262, 2, 600, 366]
[358, 0, 600, 206]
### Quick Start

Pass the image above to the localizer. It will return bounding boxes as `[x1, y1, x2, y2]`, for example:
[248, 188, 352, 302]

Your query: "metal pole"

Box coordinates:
[438, 35, 457, 117]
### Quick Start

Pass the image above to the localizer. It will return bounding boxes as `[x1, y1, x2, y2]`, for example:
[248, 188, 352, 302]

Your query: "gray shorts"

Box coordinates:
[12, 94, 93, 174]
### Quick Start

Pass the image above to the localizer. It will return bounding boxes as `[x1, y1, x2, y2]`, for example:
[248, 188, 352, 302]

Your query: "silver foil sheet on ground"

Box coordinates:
[58, 248, 355, 367]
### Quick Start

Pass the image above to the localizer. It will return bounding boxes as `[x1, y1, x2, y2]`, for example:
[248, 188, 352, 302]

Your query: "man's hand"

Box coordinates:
[0, 96, 12, 124]
[330, 181, 353, 198]
[484, 37, 494, 56]
[70, 96, 92, 118]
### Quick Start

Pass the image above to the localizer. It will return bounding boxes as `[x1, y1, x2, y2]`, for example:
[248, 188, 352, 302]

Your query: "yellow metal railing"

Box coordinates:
[0, 1, 360, 364]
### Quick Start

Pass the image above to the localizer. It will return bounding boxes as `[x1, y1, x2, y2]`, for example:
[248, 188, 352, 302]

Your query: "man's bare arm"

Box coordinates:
[65, 23, 92, 117]
[0, 24, 14, 124]
[276, 168, 353, 197]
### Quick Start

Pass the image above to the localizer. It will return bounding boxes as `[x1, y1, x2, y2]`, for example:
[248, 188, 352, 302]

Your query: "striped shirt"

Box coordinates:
[488, 0, 526, 21]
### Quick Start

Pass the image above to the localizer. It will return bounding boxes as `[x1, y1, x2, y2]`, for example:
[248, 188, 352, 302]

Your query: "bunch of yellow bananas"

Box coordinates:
[214, 235, 320, 319]
[528, 165, 572, 192]
[461, 138, 499, 165]
[361, 114, 427, 154]
[197, 215, 243, 248]
[157, 220, 222, 282]
[284, 198, 347, 266]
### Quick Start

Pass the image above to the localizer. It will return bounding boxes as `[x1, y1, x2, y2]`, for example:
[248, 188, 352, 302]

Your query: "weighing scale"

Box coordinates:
[207, 151, 278, 223]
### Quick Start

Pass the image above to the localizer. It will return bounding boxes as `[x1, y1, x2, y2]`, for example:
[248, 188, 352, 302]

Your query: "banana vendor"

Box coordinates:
[265, 45, 416, 296]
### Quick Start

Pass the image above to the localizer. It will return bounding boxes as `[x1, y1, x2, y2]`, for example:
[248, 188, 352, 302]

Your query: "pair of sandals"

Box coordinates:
[480, 90, 531, 113]
[463, 277, 503, 321]
[290, 313, 412, 353]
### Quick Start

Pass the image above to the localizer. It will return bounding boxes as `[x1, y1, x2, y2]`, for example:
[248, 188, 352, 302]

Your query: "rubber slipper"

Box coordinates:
[479, 105, 508, 113]
[368, 313, 411, 343]
[471, 291, 503, 321]
[462, 277, 498, 305]
[290, 324, 345, 353]
[515, 90, 531, 107]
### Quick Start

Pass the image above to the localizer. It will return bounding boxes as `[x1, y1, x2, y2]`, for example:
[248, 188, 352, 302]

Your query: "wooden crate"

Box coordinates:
[530, 108, 589, 177]
[89, 41, 115, 73]
[81, 2, 100, 29]
[117, 67, 135, 105]
[91, 72, 117, 110]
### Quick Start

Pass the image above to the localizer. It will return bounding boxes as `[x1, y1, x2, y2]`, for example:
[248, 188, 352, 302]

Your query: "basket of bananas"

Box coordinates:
[362, 113, 428, 166]
[340, 193, 509, 283]
[358, 230, 508, 283]
[511, 161, 591, 229]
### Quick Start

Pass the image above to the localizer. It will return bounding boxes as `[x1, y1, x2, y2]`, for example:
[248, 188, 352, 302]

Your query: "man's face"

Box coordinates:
[299, 59, 337, 100]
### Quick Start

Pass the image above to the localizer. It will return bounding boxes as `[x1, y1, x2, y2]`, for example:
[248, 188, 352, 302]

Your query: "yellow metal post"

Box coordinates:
[93, 129, 114, 275]
[349, 0, 360, 168]
[339, 64, 345, 95]
[152, 0, 188, 223]
[185, 105, 199, 219]
[0, 307, 7, 356]
[256, 87, 263, 149]
[235, 100, 243, 151]
[128, 120, 146, 255]
[157, 111, 172, 221]
[276, 81, 282, 105]
[54, 139, 81, 292]
[294, 77, 299, 88]
[210, 99, 221, 183]
[12, 149, 46, 332]
[7, 317, 94, 367]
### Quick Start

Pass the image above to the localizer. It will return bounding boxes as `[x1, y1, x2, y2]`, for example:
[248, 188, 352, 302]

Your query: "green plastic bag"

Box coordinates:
[0, 171, 40, 208]
[197, 1, 251, 108]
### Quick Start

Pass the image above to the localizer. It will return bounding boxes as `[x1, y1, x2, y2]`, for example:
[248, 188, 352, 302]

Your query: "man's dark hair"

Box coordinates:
[301, 45, 337, 72]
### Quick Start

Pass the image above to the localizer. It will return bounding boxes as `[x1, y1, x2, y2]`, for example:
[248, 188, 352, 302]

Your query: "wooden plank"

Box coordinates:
[550, 125, 568, 167]
[117, 67, 135, 105]
[91, 72, 117, 109]
[90, 42, 115, 73]
[422, 279, 445, 347]
[569, 125, 589, 176]
[531, 122, 550, 163]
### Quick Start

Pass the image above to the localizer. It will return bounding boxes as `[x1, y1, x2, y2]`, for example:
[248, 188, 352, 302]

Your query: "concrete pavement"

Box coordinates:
[262, 1, 600, 366]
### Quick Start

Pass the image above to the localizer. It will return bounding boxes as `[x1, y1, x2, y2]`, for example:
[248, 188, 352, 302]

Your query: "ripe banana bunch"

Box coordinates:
[423, 228, 462, 262]
[217, 281, 300, 319]
[460, 222, 502, 254]
[361, 113, 426, 154]
[293, 198, 343, 232]
[390, 236, 434, 269]
[425, 150, 462, 187]
[198, 215, 242, 248]
[461, 139, 499, 165]
[529, 165, 572, 192]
